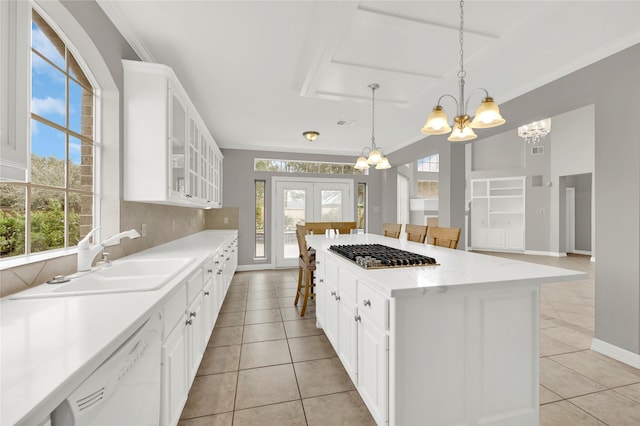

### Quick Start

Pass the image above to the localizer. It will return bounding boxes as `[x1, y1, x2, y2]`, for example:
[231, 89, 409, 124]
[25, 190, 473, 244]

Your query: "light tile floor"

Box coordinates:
[180, 254, 640, 426]
[179, 268, 375, 426]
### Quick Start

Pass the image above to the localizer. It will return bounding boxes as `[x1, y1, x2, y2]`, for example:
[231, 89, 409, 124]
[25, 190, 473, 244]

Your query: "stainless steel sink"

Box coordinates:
[10, 257, 196, 299]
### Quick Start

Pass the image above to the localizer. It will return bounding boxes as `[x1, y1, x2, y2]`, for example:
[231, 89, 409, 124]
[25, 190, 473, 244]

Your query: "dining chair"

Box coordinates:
[405, 224, 428, 243]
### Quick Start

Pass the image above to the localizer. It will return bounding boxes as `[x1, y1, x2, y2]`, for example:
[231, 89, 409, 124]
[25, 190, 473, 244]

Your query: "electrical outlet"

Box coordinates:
[141, 223, 147, 237]
[224, 217, 229, 224]
[540, 208, 546, 214]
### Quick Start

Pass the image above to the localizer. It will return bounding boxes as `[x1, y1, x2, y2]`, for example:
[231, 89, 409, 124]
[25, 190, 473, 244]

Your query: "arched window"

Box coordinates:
[0, 6, 97, 258]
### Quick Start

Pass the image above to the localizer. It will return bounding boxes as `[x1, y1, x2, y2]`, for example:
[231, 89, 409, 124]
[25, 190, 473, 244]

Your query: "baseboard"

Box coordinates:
[524, 250, 567, 257]
[236, 263, 273, 272]
[591, 338, 640, 369]
[570, 250, 592, 256]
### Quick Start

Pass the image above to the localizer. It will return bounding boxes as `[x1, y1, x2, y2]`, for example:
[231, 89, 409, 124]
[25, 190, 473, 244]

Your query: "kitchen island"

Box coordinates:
[307, 233, 587, 426]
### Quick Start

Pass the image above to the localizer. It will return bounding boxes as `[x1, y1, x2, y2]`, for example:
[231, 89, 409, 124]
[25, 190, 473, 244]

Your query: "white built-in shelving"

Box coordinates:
[470, 176, 526, 251]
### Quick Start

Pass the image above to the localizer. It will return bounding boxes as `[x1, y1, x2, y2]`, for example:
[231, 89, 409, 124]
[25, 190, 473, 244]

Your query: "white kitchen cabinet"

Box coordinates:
[470, 176, 526, 252]
[161, 303, 188, 426]
[337, 269, 359, 384]
[186, 292, 205, 383]
[357, 312, 388, 425]
[159, 232, 238, 426]
[123, 59, 223, 208]
[202, 260, 216, 331]
[315, 251, 388, 423]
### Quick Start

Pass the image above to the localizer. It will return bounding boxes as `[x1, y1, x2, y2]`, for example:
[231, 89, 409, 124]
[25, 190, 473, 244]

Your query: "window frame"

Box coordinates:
[0, 2, 101, 262]
[417, 154, 440, 172]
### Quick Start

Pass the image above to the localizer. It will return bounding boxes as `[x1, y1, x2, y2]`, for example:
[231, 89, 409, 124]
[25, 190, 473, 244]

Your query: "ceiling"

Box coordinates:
[97, 1, 640, 157]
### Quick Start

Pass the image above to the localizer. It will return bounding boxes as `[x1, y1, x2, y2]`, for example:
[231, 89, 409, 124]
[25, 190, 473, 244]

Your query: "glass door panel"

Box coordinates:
[169, 91, 186, 197]
[320, 190, 342, 222]
[274, 179, 353, 268]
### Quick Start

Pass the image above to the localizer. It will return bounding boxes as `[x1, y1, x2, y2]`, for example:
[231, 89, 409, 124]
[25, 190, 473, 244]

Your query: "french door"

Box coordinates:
[273, 177, 353, 268]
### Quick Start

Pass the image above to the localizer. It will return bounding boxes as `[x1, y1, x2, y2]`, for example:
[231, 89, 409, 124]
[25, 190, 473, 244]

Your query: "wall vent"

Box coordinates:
[531, 146, 545, 155]
[336, 120, 356, 127]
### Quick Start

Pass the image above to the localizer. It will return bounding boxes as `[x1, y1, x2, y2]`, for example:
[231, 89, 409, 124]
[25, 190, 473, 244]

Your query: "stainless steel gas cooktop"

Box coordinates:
[329, 244, 437, 269]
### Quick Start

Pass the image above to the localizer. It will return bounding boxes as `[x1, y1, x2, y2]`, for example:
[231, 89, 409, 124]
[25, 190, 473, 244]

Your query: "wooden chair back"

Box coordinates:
[430, 227, 461, 249]
[382, 223, 402, 239]
[304, 222, 333, 235]
[333, 221, 357, 235]
[296, 224, 312, 262]
[405, 224, 428, 243]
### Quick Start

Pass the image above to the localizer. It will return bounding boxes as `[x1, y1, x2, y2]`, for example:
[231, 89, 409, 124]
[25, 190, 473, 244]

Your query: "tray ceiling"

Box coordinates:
[98, 0, 640, 156]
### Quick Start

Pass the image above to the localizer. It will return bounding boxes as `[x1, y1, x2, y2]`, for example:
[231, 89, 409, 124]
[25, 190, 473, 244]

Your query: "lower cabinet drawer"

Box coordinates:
[163, 285, 187, 340]
[186, 268, 204, 304]
[357, 283, 389, 331]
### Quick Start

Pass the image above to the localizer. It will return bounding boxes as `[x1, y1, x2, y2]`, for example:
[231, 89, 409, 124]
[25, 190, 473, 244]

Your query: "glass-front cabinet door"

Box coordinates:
[188, 117, 200, 201]
[168, 86, 187, 198]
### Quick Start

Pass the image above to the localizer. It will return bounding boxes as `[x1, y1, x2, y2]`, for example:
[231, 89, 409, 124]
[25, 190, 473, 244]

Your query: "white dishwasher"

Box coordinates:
[52, 313, 162, 425]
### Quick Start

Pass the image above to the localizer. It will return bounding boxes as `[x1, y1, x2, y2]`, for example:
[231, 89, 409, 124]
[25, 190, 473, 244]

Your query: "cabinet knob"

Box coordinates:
[330, 291, 336, 297]
[335, 295, 341, 301]
[186, 194, 193, 199]
[319, 278, 324, 283]
[363, 299, 371, 307]
[204, 291, 210, 296]
[354, 315, 361, 322]
[217, 270, 222, 275]
[186, 319, 193, 326]
[316, 261, 321, 265]
[190, 312, 197, 318]
[208, 269, 213, 273]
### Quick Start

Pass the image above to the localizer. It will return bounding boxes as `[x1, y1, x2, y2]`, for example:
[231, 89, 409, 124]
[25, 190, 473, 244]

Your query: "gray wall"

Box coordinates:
[593, 45, 640, 354]
[221, 149, 383, 267]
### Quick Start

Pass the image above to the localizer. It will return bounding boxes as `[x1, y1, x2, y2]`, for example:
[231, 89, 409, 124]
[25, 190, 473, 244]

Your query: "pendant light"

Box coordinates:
[355, 83, 391, 170]
[420, 0, 505, 142]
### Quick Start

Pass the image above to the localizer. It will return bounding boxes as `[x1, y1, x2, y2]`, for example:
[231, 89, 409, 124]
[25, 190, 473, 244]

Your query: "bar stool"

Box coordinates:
[382, 223, 402, 238]
[430, 227, 461, 249]
[294, 224, 316, 316]
[405, 224, 428, 243]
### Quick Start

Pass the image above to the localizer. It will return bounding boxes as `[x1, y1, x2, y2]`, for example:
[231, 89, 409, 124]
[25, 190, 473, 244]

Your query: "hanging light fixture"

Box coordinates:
[420, 0, 505, 142]
[518, 118, 551, 144]
[355, 83, 391, 170]
[302, 131, 319, 142]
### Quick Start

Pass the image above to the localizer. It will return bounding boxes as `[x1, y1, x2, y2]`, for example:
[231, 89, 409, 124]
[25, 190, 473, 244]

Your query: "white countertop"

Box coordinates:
[0, 230, 237, 426]
[307, 234, 588, 298]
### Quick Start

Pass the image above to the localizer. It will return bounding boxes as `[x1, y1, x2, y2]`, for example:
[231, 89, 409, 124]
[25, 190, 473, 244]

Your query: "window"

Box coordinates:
[255, 180, 265, 258]
[417, 154, 439, 172]
[417, 180, 439, 199]
[357, 183, 367, 230]
[254, 158, 367, 175]
[0, 8, 96, 258]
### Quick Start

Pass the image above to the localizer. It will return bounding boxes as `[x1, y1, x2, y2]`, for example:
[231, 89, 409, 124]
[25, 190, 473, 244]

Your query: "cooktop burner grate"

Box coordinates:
[329, 244, 437, 269]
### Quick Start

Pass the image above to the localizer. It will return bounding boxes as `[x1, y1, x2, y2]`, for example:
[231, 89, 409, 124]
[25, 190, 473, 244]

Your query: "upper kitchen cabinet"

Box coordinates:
[122, 60, 223, 208]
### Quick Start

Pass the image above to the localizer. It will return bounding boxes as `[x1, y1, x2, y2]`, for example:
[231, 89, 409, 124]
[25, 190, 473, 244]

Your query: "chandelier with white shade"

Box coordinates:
[518, 118, 551, 144]
[355, 83, 391, 170]
[420, 0, 506, 142]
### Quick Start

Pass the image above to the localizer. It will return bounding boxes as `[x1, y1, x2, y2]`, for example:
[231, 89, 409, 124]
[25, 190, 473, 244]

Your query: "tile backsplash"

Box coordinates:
[0, 201, 216, 298]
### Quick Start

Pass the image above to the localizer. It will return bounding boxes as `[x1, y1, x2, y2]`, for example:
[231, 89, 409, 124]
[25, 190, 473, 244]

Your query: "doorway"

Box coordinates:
[565, 187, 576, 253]
[272, 177, 353, 268]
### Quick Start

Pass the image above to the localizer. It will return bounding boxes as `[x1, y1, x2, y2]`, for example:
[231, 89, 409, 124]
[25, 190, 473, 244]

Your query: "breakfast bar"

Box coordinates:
[307, 233, 587, 426]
